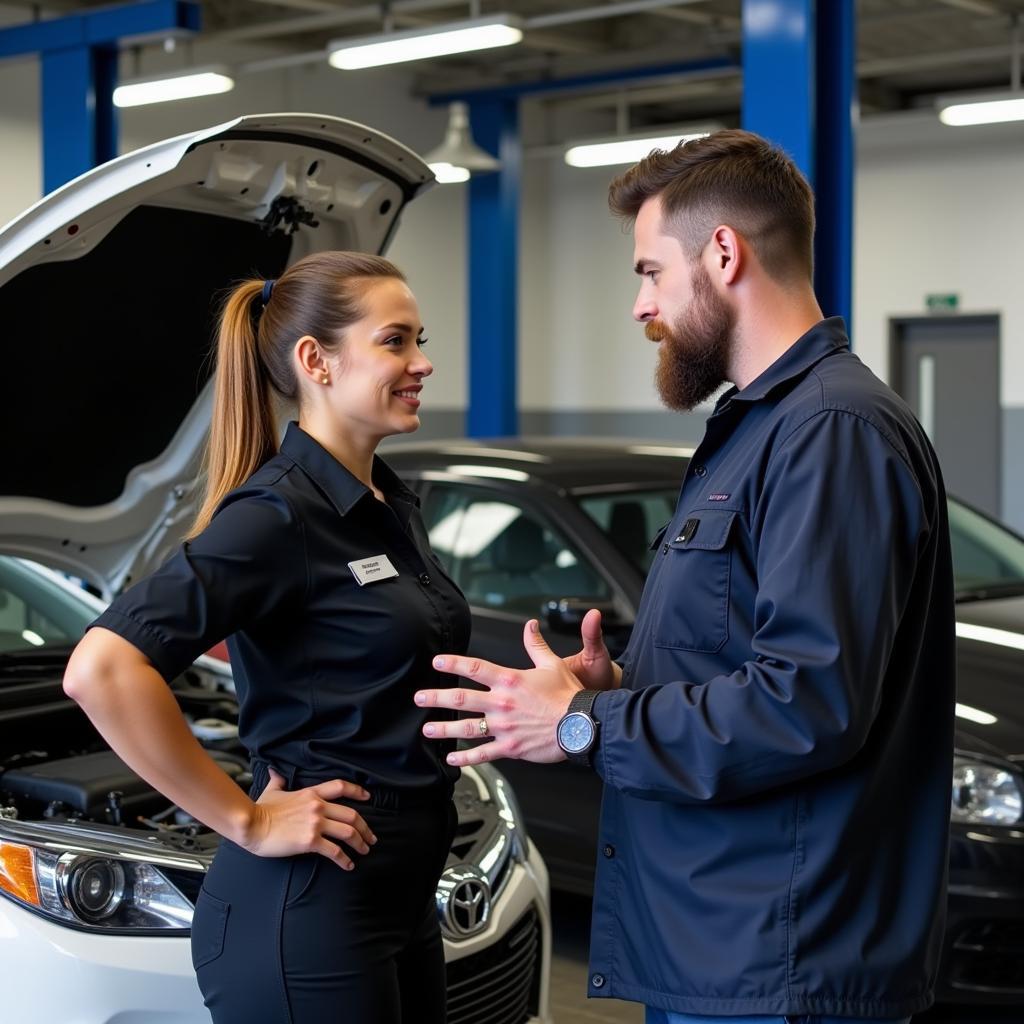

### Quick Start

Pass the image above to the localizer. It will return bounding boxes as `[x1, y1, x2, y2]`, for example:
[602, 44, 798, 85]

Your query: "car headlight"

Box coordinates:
[951, 755, 1023, 826]
[0, 833, 200, 932]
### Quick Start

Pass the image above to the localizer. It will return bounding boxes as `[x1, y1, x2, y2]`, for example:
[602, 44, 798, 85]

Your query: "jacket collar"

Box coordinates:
[713, 316, 850, 413]
[279, 421, 420, 519]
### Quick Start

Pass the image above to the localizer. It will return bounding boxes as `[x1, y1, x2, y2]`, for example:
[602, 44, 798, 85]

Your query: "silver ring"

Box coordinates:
[478, 717, 489, 737]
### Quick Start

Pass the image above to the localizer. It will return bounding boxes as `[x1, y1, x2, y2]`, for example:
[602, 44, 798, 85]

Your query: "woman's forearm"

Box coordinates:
[64, 628, 257, 846]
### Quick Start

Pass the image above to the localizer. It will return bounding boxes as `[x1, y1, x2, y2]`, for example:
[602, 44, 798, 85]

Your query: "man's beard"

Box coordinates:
[646, 264, 735, 412]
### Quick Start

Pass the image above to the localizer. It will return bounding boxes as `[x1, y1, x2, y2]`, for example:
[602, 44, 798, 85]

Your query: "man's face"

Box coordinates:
[632, 197, 735, 411]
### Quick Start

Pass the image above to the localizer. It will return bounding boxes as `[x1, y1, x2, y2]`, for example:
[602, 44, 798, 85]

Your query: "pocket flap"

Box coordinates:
[667, 509, 737, 551]
[649, 521, 671, 551]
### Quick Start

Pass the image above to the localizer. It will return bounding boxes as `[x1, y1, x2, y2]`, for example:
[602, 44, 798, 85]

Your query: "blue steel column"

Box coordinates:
[741, 0, 855, 327]
[0, 0, 200, 194]
[41, 45, 118, 195]
[466, 97, 520, 438]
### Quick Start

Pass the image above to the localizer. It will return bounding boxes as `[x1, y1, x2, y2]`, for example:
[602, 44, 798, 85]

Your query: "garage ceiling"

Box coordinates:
[7, 0, 1024, 130]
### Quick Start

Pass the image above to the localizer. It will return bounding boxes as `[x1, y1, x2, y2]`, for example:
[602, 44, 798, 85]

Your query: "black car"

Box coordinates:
[387, 436, 1024, 1007]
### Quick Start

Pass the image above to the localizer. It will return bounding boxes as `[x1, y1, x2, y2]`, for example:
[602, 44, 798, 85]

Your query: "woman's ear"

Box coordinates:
[294, 335, 331, 387]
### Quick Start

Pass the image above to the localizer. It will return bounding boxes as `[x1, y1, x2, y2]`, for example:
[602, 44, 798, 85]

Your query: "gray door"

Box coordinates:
[890, 315, 1000, 518]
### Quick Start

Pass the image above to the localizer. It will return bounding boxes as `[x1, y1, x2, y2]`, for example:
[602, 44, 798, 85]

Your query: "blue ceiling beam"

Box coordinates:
[0, 0, 201, 194]
[741, 0, 856, 328]
[429, 56, 738, 106]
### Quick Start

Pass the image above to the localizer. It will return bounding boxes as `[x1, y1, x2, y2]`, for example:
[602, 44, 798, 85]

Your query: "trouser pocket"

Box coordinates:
[191, 889, 230, 970]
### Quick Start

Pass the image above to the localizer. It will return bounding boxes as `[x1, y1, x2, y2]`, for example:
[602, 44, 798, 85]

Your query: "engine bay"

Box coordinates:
[0, 655, 246, 845]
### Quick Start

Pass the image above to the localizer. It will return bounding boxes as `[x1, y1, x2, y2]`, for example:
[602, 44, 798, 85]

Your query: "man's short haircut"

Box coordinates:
[608, 129, 815, 285]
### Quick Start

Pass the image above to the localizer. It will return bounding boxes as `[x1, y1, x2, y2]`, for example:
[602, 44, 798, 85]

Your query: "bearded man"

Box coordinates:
[416, 130, 956, 1024]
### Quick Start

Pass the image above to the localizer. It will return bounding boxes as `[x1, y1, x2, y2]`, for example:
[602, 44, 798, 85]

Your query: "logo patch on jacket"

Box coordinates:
[708, 493, 731, 501]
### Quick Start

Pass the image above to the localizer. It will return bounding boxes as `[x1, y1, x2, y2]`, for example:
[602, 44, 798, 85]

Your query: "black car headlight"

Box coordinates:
[0, 837, 199, 932]
[951, 755, 1023, 826]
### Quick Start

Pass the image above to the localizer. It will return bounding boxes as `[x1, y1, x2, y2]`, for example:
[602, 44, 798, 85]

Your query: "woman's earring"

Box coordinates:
[321, 375, 329, 385]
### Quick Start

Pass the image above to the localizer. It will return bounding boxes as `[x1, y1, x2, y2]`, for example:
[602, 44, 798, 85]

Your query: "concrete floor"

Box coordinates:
[547, 892, 1021, 1024]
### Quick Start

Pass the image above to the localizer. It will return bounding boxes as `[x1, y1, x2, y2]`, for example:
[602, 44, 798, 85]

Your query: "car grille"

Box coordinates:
[445, 906, 541, 1024]
[948, 920, 1024, 993]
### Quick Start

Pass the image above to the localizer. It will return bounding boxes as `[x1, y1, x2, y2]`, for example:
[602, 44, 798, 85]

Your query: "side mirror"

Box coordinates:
[543, 598, 622, 635]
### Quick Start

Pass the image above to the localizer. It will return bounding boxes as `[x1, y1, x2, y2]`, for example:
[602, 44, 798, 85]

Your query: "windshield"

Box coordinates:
[575, 489, 1024, 600]
[0, 556, 99, 654]
[948, 498, 1024, 600]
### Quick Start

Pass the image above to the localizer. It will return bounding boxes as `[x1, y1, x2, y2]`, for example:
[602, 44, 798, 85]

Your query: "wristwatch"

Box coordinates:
[556, 689, 600, 767]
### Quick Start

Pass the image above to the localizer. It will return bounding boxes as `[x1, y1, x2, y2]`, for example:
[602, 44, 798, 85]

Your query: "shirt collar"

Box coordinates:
[714, 316, 850, 412]
[279, 421, 420, 518]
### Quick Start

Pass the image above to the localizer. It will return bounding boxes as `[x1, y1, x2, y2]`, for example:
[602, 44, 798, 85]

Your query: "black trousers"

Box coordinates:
[191, 793, 457, 1024]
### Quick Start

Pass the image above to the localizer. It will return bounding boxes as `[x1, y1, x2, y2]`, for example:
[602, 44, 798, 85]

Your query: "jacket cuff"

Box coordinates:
[591, 687, 630, 784]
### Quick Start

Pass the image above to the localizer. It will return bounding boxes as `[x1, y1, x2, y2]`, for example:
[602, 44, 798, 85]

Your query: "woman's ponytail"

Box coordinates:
[188, 251, 405, 538]
[189, 281, 277, 537]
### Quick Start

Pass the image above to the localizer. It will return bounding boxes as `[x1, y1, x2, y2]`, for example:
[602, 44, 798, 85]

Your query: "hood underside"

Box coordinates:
[0, 114, 433, 597]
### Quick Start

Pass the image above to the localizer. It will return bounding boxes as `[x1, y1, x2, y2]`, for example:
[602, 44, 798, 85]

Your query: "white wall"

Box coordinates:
[853, 112, 1024, 405]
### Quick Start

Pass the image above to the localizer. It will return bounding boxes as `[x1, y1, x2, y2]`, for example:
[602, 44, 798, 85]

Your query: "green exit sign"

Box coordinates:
[926, 293, 959, 313]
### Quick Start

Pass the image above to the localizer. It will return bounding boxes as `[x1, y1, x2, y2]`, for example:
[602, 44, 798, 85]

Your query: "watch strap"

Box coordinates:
[567, 688, 599, 719]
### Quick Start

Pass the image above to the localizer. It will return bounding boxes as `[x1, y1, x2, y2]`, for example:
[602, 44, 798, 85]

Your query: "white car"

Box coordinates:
[0, 116, 552, 1024]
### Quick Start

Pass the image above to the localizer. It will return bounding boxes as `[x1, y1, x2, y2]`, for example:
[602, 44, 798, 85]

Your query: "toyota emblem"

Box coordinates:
[436, 866, 492, 938]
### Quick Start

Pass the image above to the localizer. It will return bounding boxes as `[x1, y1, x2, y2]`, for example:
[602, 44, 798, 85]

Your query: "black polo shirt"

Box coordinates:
[91, 422, 471, 794]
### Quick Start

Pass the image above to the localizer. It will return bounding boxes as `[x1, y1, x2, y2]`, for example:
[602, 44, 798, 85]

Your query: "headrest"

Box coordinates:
[490, 515, 547, 572]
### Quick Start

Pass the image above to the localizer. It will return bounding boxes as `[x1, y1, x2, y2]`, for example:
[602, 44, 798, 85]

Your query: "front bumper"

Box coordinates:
[0, 840, 552, 1024]
[444, 840, 553, 1024]
[0, 895, 205, 1023]
[938, 824, 1024, 1004]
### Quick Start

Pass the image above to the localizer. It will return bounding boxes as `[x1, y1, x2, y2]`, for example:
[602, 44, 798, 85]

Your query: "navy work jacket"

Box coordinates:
[589, 319, 956, 1018]
[92, 422, 471, 794]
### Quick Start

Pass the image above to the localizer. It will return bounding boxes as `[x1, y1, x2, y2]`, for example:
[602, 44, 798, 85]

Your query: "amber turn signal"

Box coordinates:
[0, 841, 40, 906]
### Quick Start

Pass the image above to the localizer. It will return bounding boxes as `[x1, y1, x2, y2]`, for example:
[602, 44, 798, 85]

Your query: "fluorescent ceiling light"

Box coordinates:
[937, 91, 1024, 126]
[565, 127, 719, 168]
[328, 14, 523, 71]
[113, 66, 234, 108]
[429, 161, 471, 184]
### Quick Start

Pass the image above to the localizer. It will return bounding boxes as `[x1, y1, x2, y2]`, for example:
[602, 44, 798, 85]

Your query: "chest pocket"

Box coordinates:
[652, 508, 737, 653]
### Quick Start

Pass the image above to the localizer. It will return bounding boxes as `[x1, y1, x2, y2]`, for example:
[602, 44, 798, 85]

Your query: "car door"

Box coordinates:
[418, 479, 621, 893]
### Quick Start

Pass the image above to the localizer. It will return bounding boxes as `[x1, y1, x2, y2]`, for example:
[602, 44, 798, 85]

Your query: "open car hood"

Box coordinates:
[0, 113, 433, 598]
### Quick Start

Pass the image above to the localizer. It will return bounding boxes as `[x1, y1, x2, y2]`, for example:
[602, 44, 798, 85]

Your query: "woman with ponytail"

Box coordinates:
[63, 252, 471, 1023]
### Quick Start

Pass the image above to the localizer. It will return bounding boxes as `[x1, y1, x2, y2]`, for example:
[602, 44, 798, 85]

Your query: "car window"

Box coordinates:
[0, 557, 95, 653]
[421, 485, 611, 615]
[574, 488, 678, 576]
[948, 498, 1024, 596]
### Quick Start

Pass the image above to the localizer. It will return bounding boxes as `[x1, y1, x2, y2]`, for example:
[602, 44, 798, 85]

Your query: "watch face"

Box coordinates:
[558, 712, 595, 754]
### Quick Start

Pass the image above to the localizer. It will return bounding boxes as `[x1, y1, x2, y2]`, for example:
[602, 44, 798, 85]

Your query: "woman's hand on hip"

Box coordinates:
[242, 769, 377, 870]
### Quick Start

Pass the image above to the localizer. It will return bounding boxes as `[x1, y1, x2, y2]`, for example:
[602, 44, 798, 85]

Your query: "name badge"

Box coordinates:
[348, 554, 399, 586]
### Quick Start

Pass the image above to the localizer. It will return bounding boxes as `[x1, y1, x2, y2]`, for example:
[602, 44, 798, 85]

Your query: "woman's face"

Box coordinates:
[323, 277, 434, 441]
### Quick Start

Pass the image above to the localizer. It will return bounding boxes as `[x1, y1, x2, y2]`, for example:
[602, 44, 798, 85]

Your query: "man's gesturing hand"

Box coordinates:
[562, 607, 622, 692]
[416, 620, 584, 767]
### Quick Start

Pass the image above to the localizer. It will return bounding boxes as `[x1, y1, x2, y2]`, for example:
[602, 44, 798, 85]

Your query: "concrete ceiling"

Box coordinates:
[8, 0, 1024, 130]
